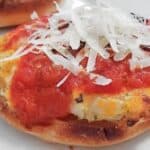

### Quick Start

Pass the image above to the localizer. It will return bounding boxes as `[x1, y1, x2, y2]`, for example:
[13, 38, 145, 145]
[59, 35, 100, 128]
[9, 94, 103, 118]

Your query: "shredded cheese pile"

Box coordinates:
[1, 0, 150, 86]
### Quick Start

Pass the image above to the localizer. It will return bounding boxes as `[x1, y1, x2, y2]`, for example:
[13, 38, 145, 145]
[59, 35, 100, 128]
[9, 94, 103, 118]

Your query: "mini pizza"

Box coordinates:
[0, 0, 149, 147]
[0, 0, 61, 27]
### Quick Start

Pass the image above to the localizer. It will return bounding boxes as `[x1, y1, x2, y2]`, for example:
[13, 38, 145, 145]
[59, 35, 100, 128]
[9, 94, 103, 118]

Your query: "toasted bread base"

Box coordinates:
[0, 102, 149, 147]
[0, 0, 60, 27]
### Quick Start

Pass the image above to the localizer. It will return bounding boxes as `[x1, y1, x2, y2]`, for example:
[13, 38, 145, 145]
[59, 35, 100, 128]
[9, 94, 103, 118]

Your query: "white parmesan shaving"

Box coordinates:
[1, 0, 150, 86]
[42, 47, 82, 75]
[90, 73, 112, 86]
[86, 49, 97, 73]
[54, 1, 61, 12]
[56, 73, 71, 87]
[139, 57, 150, 68]
[31, 11, 39, 20]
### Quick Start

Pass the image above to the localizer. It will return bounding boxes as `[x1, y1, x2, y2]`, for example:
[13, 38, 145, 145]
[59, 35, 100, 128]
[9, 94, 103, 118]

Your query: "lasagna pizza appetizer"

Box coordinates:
[0, 0, 149, 147]
[0, 0, 60, 27]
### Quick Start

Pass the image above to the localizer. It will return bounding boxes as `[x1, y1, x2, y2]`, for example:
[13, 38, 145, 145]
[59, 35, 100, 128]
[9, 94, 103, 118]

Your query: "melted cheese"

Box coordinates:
[71, 89, 145, 121]
[0, 37, 4, 49]
[0, 48, 18, 107]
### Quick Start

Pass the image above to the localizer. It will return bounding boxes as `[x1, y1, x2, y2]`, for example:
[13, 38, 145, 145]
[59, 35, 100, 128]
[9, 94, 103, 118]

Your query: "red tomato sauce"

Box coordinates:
[4, 16, 49, 50]
[10, 53, 71, 126]
[4, 27, 29, 50]
[10, 53, 150, 126]
[82, 57, 150, 94]
[9, 16, 150, 126]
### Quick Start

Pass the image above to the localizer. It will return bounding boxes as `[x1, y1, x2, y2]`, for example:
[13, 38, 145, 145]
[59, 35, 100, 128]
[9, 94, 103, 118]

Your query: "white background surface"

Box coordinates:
[0, 0, 150, 149]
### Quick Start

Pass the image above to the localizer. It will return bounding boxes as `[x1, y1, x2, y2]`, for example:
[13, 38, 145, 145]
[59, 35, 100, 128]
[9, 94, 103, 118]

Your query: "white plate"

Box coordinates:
[0, 0, 150, 149]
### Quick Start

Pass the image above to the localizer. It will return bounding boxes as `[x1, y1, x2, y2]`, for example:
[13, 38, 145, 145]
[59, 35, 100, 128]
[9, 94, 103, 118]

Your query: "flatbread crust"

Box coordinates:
[0, 0, 60, 27]
[0, 96, 149, 147]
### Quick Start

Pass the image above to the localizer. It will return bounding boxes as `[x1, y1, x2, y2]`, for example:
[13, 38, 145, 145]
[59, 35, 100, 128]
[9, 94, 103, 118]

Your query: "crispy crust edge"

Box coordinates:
[0, 106, 149, 147]
[0, 0, 60, 27]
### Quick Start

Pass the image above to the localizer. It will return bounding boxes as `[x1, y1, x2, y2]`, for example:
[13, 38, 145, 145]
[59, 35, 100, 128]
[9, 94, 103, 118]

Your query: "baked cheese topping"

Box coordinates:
[0, 0, 150, 87]
[71, 89, 145, 121]
[0, 47, 17, 107]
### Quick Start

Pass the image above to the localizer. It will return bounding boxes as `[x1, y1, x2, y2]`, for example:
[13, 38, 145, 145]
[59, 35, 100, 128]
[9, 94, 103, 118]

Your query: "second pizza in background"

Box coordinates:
[0, 0, 61, 27]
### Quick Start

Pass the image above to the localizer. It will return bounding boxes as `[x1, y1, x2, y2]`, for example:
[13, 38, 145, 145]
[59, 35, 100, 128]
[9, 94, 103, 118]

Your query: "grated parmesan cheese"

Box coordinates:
[1, 0, 150, 86]
[56, 72, 71, 87]
[31, 11, 39, 20]
[90, 73, 112, 86]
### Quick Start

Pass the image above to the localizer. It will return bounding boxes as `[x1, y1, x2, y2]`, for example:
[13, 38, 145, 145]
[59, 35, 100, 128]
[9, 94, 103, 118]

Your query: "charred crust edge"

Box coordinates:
[0, 95, 8, 111]
[64, 121, 124, 141]
[127, 119, 138, 127]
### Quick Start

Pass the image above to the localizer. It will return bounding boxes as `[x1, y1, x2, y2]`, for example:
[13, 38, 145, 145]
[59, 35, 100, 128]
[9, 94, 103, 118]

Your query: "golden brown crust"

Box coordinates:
[0, 0, 60, 27]
[0, 96, 149, 147]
